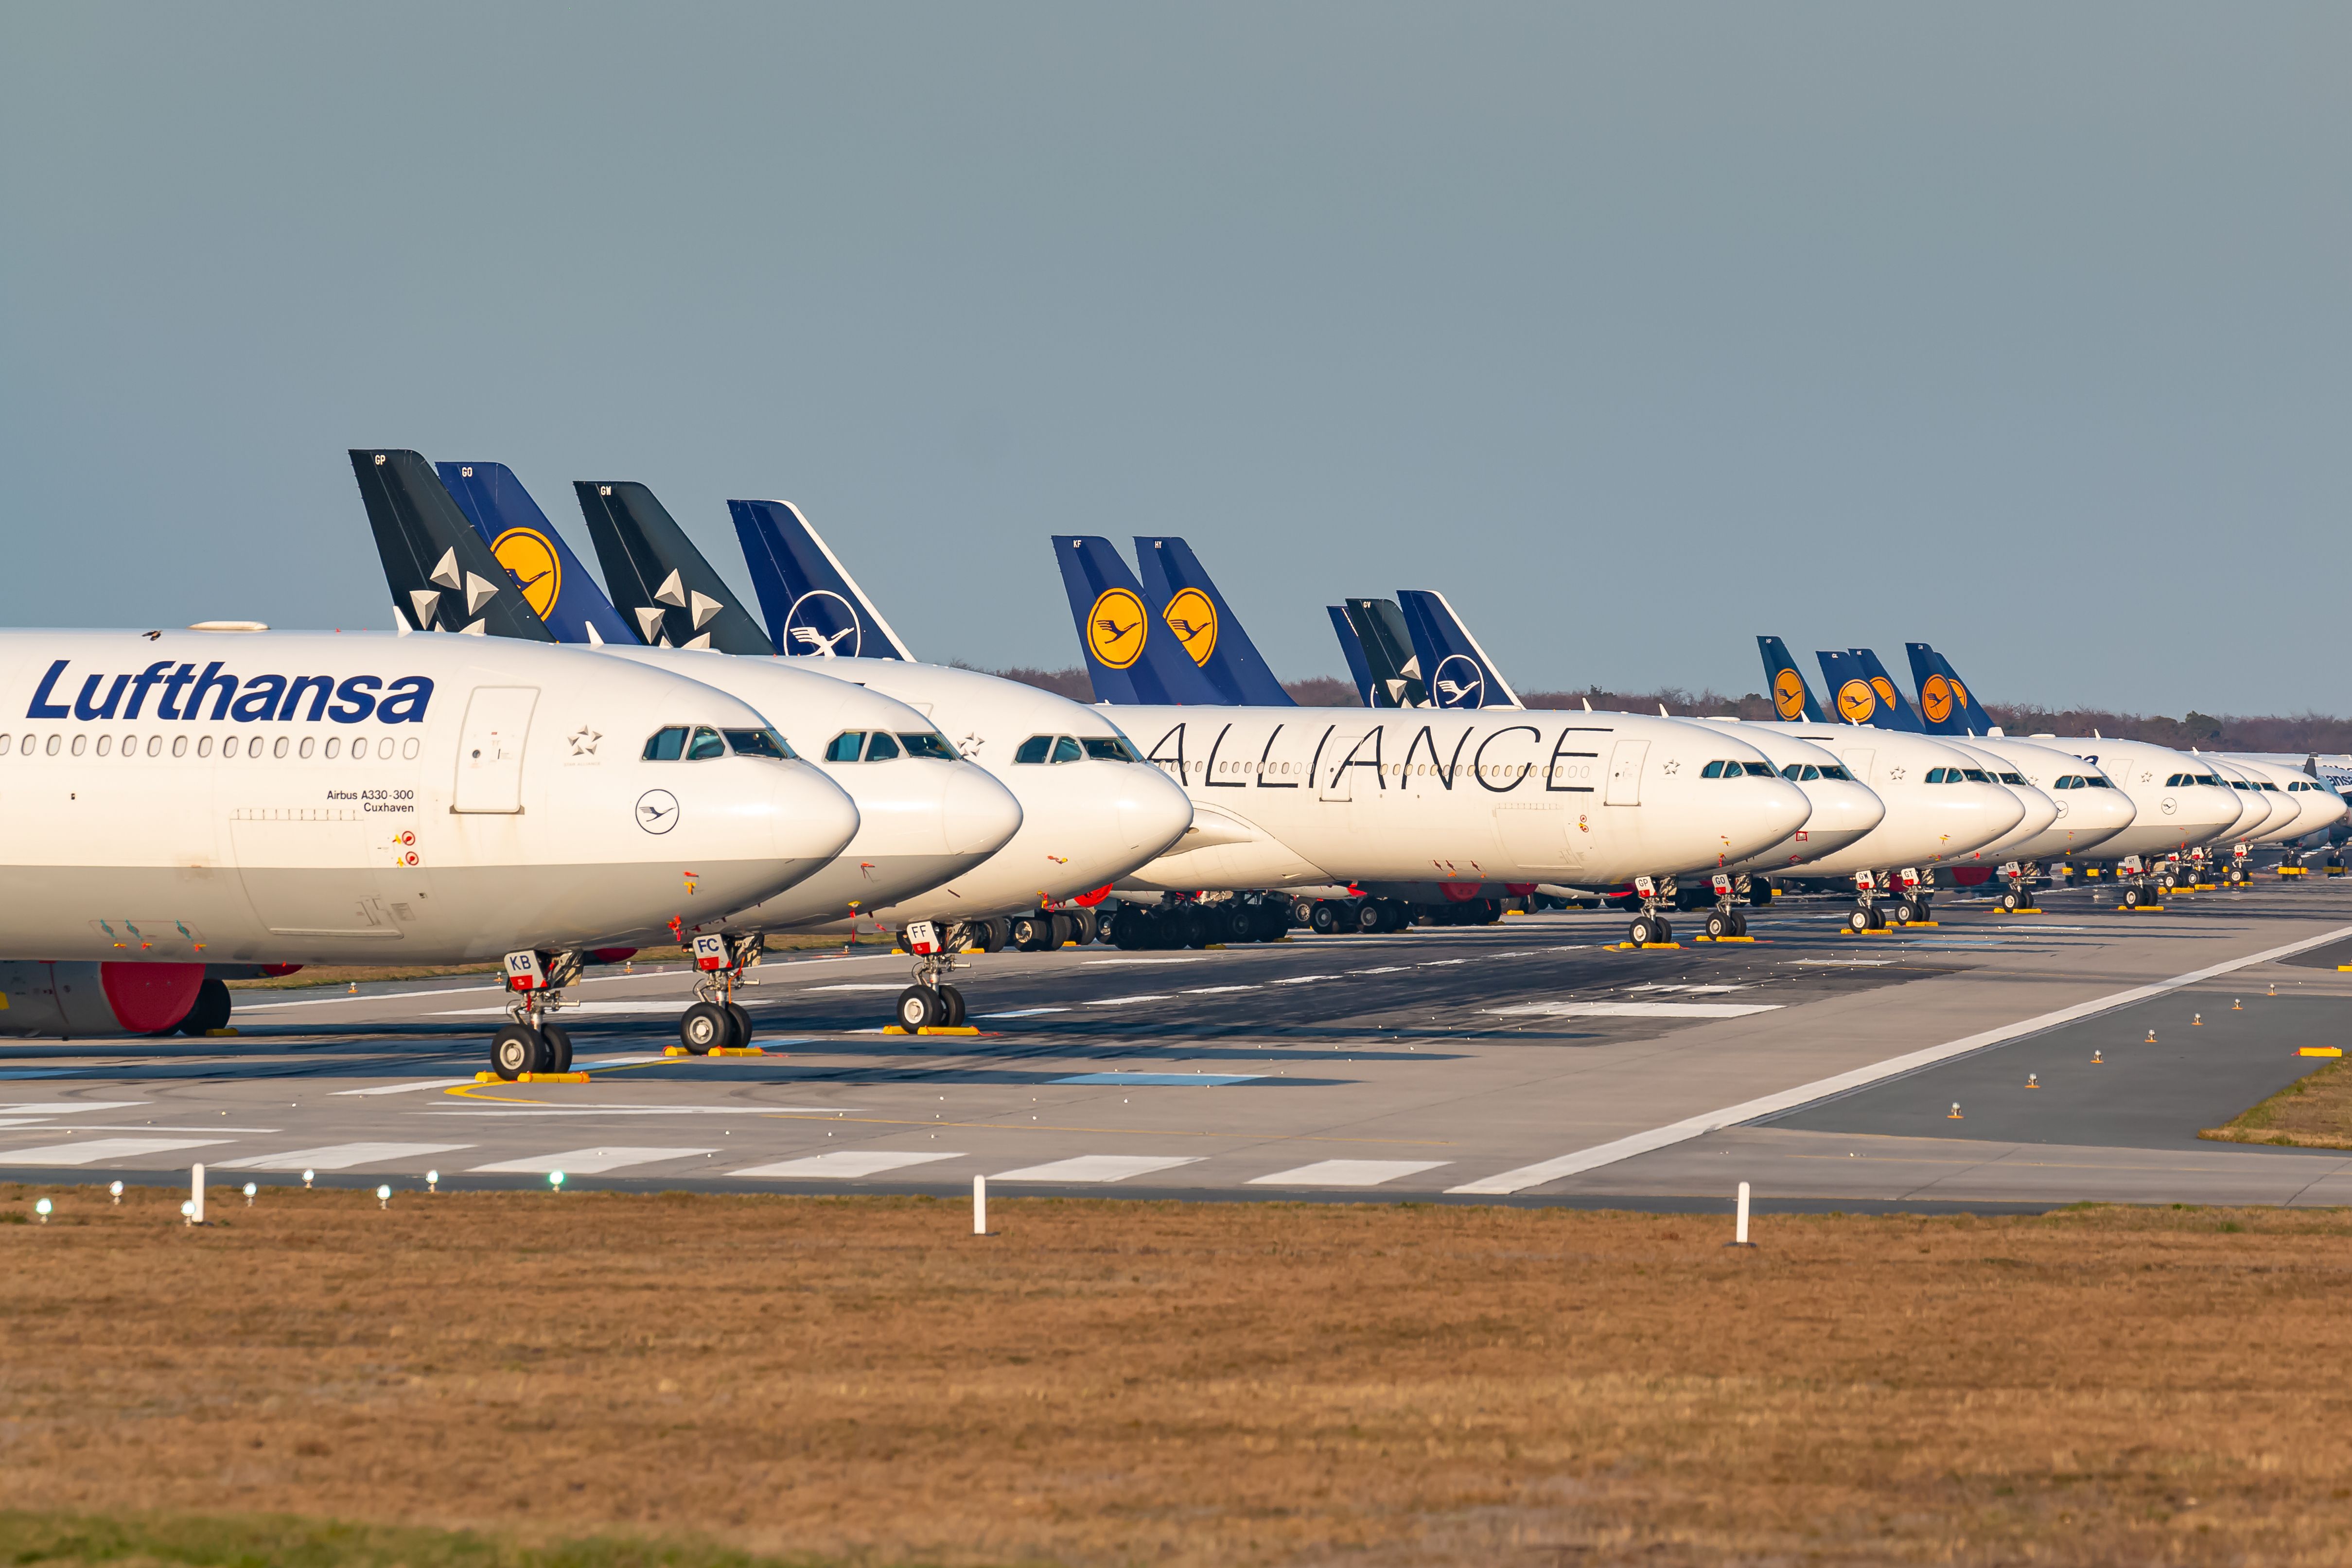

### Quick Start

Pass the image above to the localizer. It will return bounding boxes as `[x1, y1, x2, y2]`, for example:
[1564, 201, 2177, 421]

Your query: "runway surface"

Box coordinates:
[7, 879, 2352, 1213]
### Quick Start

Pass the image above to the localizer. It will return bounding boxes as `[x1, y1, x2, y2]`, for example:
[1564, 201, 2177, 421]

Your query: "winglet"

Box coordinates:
[1756, 635, 1827, 722]
[730, 498, 914, 661]
[573, 482, 773, 653]
[1132, 537, 1292, 705]
[348, 450, 554, 641]
[1051, 536, 1221, 704]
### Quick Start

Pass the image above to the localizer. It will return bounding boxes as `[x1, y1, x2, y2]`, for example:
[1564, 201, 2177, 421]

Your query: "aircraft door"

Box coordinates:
[453, 687, 539, 813]
[1604, 740, 1649, 805]
[1319, 730, 1368, 802]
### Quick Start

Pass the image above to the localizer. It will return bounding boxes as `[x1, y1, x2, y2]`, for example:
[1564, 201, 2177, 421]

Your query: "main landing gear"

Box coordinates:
[491, 948, 583, 1080]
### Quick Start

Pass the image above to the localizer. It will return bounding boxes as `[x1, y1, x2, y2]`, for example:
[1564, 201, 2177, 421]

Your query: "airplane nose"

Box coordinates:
[1117, 765, 1196, 860]
[1727, 779, 1811, 862]
[1933, 785, 2025, 859]
[769, 761, 862, 867]
[1817, 780, 1887, 845]
[942, 765, 1024, 856]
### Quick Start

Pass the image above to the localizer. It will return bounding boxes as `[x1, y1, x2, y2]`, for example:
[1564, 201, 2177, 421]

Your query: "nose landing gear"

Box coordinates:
[674, 932, 764, 1054]
[1624, 875, 1676, 947]
[1699, 873, 1750, 940]
[491, 948, 584, 1080]
[892, 919, 973, 1032]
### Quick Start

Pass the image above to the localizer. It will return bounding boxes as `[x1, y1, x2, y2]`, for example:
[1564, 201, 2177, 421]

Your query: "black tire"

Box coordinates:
[1847, 907, 1873, 932]
[1309, 901, 1340, 935]
[1112, 908, 1149, 949]
[491, 1024, 541, 1081]
[1221, 905, 1254, 944]
[1628, 915, 1658, 947]
[1010, 915, 1048, 951]
[541, 1023, 573, 1074]
[1657, 917, 1675, 944]
[1730, 912, 1749, 937]
[975, 918, 1007, 954]
[896, 986, 942, 1031]
[1071, 908, 1100, 946]
[177, 977, 233, 1036]
[679, 1002, 730, 1055]
[1896, 900, 1922, 925]
[1749, 881, 1774, 907]
[1178, 906, 1212, 949]
[937, 984, 966, 1027]
[1051, 913, 1076, 949]
[1253, 902, 1289, 942]
[1354, 900, 1384, 934]
[1705, 911, 1732, 939]
[725, 1003, 754, 1051]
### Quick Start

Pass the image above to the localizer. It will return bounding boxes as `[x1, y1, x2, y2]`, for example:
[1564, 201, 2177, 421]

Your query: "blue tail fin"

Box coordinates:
[1815, 650, 1904, 728]
[1052, 536, 1222, 705]
[729, 498, 915, 661]
[1344, 599, 1428, 707]
[1396, 589, 1521, 709]
[1905, 643, 1998, 735]
[1329, 607, 1377, 707]
[572, 482, 774, 654]
[1132, 536, 1293, 705]
[1756, 636, 1828, 722]
[1846, 648, 1926, 732]
[435, 462, 634, 647]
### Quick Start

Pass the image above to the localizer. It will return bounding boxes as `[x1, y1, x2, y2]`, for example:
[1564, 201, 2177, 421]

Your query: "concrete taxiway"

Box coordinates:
[5, 881, 2352, 1213]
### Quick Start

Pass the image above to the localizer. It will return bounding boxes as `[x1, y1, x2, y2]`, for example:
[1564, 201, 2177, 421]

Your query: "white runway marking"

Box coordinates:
[733, 1151, 964, 1179]
[1266, 975, 1337, 986]
[332, 1077, 480, 1097]
[1451, 919, 2352, 1196]
[971, 1007, 1068, 1018]
[798, 984, 910, 992]
[2, 1138, 231, 1165]
[469, 1146, 717, 1174]
[1248, 1159, 1451, 1187]
[1484, 1001, 1783, 1019]
[991, 1154, 1203, 1183]
[1083, 957, 1204, 966]
[1180, 986, 1259, 995]
[0, 1101, 147, 1115]
[1792, 958, 1890, 967]
[1087, 994, 1173, 1006]
[1349, 967, 1410, 975]
[220, 1142, 471, 1171]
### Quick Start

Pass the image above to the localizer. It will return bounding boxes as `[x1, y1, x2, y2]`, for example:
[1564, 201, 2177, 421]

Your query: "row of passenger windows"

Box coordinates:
[1013, 734, 1142, 764]
[1699, 759, 1777, 779]
[1, 731, 419, 761]
[642, 726, 796, 761]
[825, 730, 959, 763]
[1777, 762, 1854, 782]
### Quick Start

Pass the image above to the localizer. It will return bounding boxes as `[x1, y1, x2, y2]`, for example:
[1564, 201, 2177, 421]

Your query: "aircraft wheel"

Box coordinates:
[725, 1003, 754, 1050]
[1749, 881, 1774, 907]
[491, 1024, 542, 1081]
[1251, 902, 1286, 942]
[936, 984, 966, 1027]
[1308, 900, 1339, 935]
[1730, 912, 1750, 937]
[895, 987, 942, 1032]
[178, 977, 233, 1036]
[974, 918, 1007, 954]
[540, 1023, 574, 1073]
[1628, 914, 1660, 947]
[1009, 915, 1050, 951]
[1218, 905, 1252, 944]
[1704, 911, 1732, 939]
[679, 1003, 730, 1055]
[1350, 900, 1380, 934]
[1071, 908, 1100, 946]
[1847, 907, 1873, 932]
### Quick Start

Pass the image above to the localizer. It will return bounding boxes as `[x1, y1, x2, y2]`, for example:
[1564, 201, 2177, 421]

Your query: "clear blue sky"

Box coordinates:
[4, 4, 2344, 713]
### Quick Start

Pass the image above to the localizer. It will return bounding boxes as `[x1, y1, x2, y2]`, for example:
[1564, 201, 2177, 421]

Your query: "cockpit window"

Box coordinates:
[1740, 761, 1775, 777]
[1083, 736, 1141, 762]
[1998, 772, 2027, 786]
[642, 726, 688, 762]
[1013, 735, 1053, 765]
[2085, 774, 2113, 788]
[1961, 768, 1993, 784]
[2195, 773, 2226, 788]
[686, 726, 727, 760]
[825, 732, 865, 763]
[897, 731, 958, 760]
[724, 728, 796, 760]
[864, 731, 902, 761]
[1052, 735, 1084, 764]
[1815, 764, 1851, 781]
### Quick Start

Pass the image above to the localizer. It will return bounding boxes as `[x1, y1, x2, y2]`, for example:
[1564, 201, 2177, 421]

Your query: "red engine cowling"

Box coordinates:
[0, 961, 206, 1037]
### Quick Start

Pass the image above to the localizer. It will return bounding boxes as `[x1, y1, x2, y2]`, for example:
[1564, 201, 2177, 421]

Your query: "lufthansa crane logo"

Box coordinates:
[1835, 678, 1877, 724]
[1432, 653, 1484, 708]
[1920, 674, 1954, 725]
[781, 590, 860, 657]
[1087, 588, 1148, 669]
[491, 528, 561, 619]
[1772, 668, 1808, 719]
[634, 789, 680, 834]
[1869, 676, 1901, 714]
[1161, 588, 1218, 666]
[1948, 675, 1971, 711]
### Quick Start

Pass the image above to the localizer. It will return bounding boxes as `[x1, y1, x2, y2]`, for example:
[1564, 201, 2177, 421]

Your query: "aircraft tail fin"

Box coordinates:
[1329, 606, 1378, 707]
[1396, 589, 1522, 708]
[1904, 642, 1999, 735]
[571, 482, 774, 653]
[1816, 649, 1904, 728]
[1756, 635, 1827, 722]
[434, 462, 632, 647]
[1344, 598, 1428, 707]
[1132, 536, 1293, 705]
[729, 498, 915, 661]
[348, 449, 555, 641]
[1846, 647, 1927, 732]
[1052, 536, 1222, 704]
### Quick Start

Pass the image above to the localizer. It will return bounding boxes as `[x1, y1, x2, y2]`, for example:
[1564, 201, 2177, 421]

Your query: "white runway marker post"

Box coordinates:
[190, 1163, 205, 1226]
[973, 1174, 988, 1236]
[1726, 1180, 1756, 1249]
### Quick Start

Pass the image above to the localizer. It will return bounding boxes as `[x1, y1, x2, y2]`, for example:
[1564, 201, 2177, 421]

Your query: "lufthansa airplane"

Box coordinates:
[0, 624, 860, 1077]
[389, 460, 1194, 1033]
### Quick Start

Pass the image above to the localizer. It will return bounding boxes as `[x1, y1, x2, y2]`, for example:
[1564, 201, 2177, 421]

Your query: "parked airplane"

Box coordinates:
[406, 463, 1191, 1033]
[1056, 537, 1814, 944]
[0, 623, 859, 1075]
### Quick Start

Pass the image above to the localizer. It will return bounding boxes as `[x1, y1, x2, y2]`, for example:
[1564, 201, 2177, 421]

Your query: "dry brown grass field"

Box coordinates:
[5, 1185, 2352, 1566]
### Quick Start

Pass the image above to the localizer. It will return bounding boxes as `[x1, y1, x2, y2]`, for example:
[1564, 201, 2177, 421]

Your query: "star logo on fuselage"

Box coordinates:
[568, 726, 601, 756]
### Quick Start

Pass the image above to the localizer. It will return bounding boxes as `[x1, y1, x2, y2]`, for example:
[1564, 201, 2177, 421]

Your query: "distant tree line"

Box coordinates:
[969, 666, 2351, 754]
